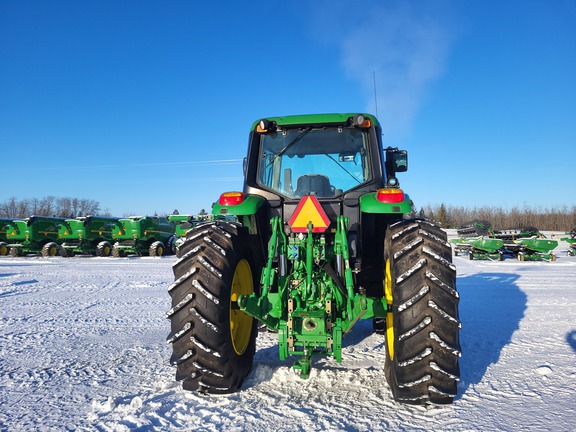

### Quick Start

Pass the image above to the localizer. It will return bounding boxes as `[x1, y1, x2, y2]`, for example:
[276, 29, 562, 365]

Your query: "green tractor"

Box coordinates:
[111, 216, 176, 257]
[167, 113, 460, 404]
[3, 216, 65, 257]
[58, 216, 121, 257]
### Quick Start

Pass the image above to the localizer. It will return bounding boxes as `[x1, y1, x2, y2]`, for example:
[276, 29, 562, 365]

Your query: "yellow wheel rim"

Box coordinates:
[230, 259, 254, 355]
[385, 259, 395, 360]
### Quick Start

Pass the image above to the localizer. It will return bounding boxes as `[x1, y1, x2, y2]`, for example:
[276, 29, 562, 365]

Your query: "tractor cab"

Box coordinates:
[214, 114, 412, 287]
[253, 114, 408, 201]
[256, 118, 372, 199]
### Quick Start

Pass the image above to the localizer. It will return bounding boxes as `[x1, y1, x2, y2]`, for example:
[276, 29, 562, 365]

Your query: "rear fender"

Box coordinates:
[212, 195, 267, 217]
[359, 192, 413, 215]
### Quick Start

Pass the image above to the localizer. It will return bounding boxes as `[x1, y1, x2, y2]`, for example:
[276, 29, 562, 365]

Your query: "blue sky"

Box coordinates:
[1, 0, 575, 216]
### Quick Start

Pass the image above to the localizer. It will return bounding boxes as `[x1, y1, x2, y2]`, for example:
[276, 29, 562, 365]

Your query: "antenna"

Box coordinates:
[373, 71, 379, 118]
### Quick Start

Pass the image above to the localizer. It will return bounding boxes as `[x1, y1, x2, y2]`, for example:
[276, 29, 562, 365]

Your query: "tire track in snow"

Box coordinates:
[0, 256, 174, 431]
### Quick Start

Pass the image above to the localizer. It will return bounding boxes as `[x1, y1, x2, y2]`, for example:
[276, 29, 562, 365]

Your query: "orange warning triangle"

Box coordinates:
[288, 195, 331, 233]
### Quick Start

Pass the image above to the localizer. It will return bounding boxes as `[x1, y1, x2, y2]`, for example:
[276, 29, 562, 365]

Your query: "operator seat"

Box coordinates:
[294, 174, 333, 197]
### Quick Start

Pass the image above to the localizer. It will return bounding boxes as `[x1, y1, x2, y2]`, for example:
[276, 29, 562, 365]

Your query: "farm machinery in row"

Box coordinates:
[167, 113, 461, 405]
[451, 221, 558, 261]
[0, 214, 205, 257]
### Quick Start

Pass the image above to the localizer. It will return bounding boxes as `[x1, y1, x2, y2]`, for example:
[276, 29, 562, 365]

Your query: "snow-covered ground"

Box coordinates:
[1, 234, 575, 431]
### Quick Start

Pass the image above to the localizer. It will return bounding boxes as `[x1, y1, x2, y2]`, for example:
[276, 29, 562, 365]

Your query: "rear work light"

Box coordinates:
[376, 188, 405, 203]
[218, 192, 246, 206]
[257, 119, 276, 133]
[352, 114, 372, 128]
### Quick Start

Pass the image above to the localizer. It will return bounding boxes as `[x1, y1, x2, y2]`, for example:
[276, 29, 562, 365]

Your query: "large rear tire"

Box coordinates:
[383, 220, 461, 404]
[167, 221, 258, 394]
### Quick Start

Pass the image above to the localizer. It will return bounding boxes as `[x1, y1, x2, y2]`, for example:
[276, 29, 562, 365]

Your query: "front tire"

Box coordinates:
[42, 242, 59, 257]
[96, 241, 112, 257]
[166, 235, 177, 255]
[112, 243, 126, 257]
[60, 246, 75, 257]
[383, 220, 461, 404]
[149, 241, 165, 257]
[167, 221, 258, 394]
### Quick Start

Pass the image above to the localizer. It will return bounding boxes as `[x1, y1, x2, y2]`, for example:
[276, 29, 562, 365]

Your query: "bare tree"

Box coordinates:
[79, 199, 100, 216]
[57, 197, 72, 217]
[38, 196, 56, 216]
[1, 197, 19, 218]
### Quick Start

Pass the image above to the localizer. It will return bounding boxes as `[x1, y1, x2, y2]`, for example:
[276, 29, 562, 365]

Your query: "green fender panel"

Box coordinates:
[359, 192, 413, 214]
[212, 195, 267, 216]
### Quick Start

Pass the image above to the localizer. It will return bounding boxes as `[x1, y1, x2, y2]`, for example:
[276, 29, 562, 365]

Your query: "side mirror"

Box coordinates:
[392, 150, 408, 172]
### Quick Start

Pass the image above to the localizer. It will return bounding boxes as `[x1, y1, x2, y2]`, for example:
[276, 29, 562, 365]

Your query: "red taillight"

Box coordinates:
[376, 188, 405, 203]
[218, 192, 246, 206]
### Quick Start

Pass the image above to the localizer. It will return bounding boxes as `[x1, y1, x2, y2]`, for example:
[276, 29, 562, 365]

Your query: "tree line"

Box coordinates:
[417, 203, 576, 232]
[0, 196, 104, 219]
[2, 196, 575, 232]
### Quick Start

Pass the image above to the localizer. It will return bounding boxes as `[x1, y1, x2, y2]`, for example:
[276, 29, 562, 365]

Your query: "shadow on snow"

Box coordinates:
[566, 330, 576, 352]
[457, 272, 526, 399]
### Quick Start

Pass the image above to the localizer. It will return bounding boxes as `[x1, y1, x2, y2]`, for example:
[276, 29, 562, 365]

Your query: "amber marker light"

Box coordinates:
[218, 192, 246, 206]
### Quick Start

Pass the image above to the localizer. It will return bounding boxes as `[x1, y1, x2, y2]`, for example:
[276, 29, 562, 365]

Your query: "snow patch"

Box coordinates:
[394, 237, 423, 260]
[536, 365, 553, 377]
[192, 279, 220, 304]
[398, 285, 430, 312]
[397, 258, 426, 284]
[198, 255, 223, 279]
[423, 245, 457, 272]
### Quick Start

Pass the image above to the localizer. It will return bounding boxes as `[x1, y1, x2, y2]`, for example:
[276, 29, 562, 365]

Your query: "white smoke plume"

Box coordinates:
[313, 1, 457, 138]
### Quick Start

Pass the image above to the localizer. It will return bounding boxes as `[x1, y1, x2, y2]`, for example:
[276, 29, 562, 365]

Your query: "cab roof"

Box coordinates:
[250, 113, 380, 131]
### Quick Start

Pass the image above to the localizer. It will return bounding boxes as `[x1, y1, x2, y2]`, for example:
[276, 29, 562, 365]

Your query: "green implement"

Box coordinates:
[451, 236, 505, 260]
[4, 216, 65, 257]
[512, 236, 558, 261]
[58, 216, 121, 257]
[495, 228, 558, 261]
[111, 216, 176, 257]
